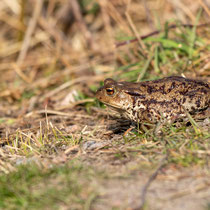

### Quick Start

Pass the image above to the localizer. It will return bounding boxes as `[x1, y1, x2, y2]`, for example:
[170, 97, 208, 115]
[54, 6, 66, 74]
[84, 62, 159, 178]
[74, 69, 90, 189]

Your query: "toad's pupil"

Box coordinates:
[106, 88, 114, 95]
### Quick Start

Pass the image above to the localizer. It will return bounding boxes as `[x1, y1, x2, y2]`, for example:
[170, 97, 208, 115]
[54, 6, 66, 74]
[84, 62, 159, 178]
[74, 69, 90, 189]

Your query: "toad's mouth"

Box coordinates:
[102, 102, 126, 113]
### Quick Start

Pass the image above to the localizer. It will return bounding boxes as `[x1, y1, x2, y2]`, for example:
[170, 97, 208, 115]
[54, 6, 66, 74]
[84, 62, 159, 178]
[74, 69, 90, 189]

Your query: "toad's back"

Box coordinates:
[96, 76, 210, 123]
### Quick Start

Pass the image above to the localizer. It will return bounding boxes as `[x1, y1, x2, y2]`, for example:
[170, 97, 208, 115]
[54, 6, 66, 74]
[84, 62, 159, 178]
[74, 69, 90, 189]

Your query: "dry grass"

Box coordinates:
[0, 0, 210, 209]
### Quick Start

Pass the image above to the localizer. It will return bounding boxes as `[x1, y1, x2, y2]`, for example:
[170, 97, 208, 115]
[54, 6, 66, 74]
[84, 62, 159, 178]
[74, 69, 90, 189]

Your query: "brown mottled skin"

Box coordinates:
[96, 76, 210, 123]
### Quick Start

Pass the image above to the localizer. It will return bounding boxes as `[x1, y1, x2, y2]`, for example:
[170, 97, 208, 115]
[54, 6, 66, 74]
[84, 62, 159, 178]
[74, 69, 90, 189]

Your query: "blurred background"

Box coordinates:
[0, 2, 210, 208]
[0, 0, 209, 115]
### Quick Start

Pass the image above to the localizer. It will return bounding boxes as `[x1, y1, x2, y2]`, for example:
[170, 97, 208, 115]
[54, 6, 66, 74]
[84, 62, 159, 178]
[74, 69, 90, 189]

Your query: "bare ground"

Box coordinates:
[0, 107, 209, 209]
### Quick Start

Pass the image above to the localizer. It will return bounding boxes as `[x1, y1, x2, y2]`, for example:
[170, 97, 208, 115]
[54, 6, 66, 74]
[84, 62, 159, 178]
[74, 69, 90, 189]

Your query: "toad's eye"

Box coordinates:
[106, 88, 115, 96]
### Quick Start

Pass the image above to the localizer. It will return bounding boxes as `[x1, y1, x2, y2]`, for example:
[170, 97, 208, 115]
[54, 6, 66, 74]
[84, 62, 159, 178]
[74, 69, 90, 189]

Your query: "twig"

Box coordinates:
[142, 0, 154, 30]
[64, 145, 79, 155]
[55, 99, 95, 111]
[70, 0, 95, 50]
[2, 0, 20, 15]
[163, 182, 210, 200]
[125, 0, 146, 54]
[106, 1, 131, 35]
[18, 0, 26, 41]
[134, 155, 168, 210]
[137, 52, 153, 82]
[17, 0, 43, 64]
[172, 0, 196, 22]
[199, 0, 210, 17]
[115, 22, 210, 48]
[40, 76, 90, 100]
[25, 109, 95, 118]
[12, 63, 31, 83]
[98, 0, 114, 47]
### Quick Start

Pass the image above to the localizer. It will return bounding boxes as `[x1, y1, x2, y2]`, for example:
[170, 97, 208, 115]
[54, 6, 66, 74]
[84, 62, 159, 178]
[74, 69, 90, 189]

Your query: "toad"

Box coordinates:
[96, 76, 210, 123]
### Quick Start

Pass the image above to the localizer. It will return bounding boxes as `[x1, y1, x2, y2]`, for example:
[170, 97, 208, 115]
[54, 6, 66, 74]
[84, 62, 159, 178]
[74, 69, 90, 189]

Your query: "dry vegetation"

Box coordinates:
[0, 0, 210, 209]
